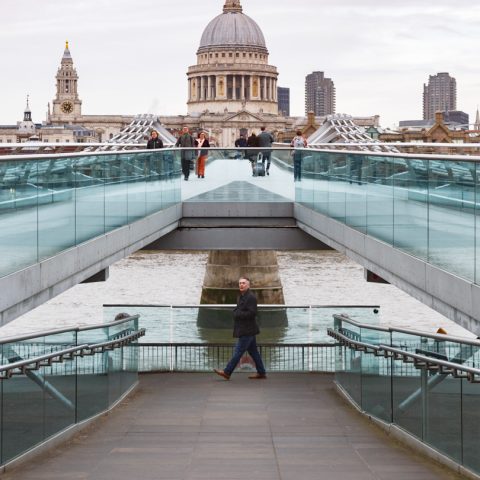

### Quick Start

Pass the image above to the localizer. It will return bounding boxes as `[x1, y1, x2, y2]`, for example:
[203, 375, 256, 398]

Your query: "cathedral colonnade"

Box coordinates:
[188, 74, 277, 103]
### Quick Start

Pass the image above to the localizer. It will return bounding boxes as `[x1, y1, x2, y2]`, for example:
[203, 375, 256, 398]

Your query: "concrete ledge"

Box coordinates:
[294, 202, 480, 334]
[0, 381, 138, 476]
[183, 201, 293, 218]
[333, 381, 480, 480]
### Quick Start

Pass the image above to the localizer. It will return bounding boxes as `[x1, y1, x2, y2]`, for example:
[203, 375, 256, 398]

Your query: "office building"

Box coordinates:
[305, 71, 335, 116]
[423, 72, 457, 121]
[277, 87, 290, 116]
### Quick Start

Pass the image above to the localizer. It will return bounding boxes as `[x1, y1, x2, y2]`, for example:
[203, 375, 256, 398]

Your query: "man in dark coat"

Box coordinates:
[175, 126, 195, 181]
[257, 126, 274, 175]
[214, 277, 267, 380]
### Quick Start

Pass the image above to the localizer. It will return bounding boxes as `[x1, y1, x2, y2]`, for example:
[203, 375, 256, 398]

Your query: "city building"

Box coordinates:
[277, 87, 290, 116]
[423, 72, 457, 121]
[0, 1, 379, 148]
[305, 71, 335, 116]
[381, 111, 480, 146]
[400, 110, 469, 130]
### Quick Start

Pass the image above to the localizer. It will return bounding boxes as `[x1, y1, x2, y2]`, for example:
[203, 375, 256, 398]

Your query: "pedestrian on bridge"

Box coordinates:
[146, 130, 164, 149]
[291, 130, 307, 181]
[214, 277, 267, 381]
[176, 126, 196, 181]
[258, 126, 274, 175]
[195, 131, 210, 179]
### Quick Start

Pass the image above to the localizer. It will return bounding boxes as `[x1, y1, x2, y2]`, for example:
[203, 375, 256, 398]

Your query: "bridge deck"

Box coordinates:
[3, 374, 460, 480]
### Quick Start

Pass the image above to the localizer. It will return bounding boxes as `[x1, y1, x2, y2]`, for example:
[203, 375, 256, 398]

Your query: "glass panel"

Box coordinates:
[328, 152, 346, 222]
[425, 375, 462, 462]
[0, 159, 38, 275]
[37, 156, 76, 260]
[126, 153, 147, 223]
[104, 153, 128, 231]
[366, 155, 394, 244]
[1, 336, 46, 463]
[76, 326, 109, 422]
[345, 153, 367, 232]
[393, 157, 428, 258]
[74, 155, 105, 243]
[392, 355, 423, 440]
[42, 331, 77, 439]
[360, 328, 392, 422]
[462, 379, 480, 473]
[428, 160, 475, 281]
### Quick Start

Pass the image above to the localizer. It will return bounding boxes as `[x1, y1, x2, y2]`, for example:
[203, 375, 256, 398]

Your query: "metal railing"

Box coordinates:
[329, 313, 480, 476]
[0, 314, 143, 467]
[137, 342, 336, 373]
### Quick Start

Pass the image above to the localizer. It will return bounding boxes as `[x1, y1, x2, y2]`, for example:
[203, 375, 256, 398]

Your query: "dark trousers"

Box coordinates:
[224, 335, 266, 376]
[293, 152, 302, 181]
[181, 157, 190, 179]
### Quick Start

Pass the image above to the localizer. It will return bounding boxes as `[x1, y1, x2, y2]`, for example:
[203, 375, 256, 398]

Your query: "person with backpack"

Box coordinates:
[291, 130, 307, 181]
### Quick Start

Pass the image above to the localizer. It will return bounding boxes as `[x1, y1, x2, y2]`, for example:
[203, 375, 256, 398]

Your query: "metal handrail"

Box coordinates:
[327, 327, 480, 383]
[2, 145, 480, 162]
[0, 315, 139, 346]
[103, 304, 380, 309]
[0, 328, 145, 380]
[83, 329, 146, 355]
[333, 313, 480, 347]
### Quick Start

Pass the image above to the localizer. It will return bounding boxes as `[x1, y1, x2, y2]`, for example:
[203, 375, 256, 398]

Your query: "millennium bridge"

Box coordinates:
[0, 143, 479, 479]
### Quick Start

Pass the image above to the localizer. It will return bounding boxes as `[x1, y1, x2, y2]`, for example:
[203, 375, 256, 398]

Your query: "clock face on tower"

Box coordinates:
[61, 101, 74, 114]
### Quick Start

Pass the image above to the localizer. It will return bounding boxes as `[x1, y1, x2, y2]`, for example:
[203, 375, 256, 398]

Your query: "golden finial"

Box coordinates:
[65, 40, 69, 50]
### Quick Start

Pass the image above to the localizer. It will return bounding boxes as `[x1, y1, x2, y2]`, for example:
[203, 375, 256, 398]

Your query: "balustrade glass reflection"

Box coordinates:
[296, 150, 480, 285]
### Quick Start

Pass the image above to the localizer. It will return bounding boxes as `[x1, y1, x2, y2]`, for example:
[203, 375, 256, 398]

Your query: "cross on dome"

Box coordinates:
[223, 0, 242, 13]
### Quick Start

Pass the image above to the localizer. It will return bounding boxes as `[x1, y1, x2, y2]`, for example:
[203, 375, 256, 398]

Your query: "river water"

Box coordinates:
[0, 250, 474, 340]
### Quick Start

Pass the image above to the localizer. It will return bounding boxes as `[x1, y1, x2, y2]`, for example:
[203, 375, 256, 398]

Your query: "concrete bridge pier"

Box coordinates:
[197, 250, 288, 328]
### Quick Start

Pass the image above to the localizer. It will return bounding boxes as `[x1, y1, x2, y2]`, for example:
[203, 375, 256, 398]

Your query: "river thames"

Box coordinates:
[0, 250, 474, 339]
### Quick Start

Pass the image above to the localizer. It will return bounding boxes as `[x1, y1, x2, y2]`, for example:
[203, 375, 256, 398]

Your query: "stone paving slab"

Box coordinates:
[2, 373, 465, 480]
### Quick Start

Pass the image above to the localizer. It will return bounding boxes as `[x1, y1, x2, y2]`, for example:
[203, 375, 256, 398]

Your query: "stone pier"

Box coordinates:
[197, 250, 288, 328]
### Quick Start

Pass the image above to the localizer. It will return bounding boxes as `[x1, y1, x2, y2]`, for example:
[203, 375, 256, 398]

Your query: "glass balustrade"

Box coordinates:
[3, 147, 479, 286]
[297, 149, 480, 284]
[103, 305, 379, 373]
[0, 150, 182, 278]
[0, 316, 140, 466]
[332, 314, 480, 476]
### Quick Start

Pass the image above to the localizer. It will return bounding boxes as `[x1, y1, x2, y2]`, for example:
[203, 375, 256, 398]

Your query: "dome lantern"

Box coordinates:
[223, 0, 242, 13]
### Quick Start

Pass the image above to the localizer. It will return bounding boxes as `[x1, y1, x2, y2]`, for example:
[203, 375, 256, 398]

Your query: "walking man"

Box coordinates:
[175, 126, 195, 181]
[257, 126, 274, 175]
[214, 277, 267, 380]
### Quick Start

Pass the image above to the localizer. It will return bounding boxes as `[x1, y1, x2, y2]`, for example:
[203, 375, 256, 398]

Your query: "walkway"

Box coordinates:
[3, 374, 462, 480]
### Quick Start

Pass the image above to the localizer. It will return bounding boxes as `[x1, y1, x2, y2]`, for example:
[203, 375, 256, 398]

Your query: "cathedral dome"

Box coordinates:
[198, 1, 267, 54]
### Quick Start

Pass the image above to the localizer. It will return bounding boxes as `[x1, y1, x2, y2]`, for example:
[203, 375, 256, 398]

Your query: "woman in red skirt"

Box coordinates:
[196, 131, 210, 179]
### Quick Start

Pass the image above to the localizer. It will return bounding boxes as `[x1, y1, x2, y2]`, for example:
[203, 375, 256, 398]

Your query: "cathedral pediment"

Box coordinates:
[224, 110, 264, 123]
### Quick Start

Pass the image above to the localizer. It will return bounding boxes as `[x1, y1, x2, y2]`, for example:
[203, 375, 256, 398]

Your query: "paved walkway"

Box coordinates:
[3, 374, 463, 480]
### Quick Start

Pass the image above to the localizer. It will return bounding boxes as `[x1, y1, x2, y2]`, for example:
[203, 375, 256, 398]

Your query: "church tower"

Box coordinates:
[17, 95, 36, 138]
[50, 41, 82, 123]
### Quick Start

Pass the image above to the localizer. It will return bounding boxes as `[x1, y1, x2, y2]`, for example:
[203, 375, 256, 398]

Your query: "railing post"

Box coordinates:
[421, 368, 428, 441]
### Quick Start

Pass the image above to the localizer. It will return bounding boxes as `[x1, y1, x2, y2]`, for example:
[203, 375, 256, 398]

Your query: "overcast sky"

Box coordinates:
[1, 0, 479, 128]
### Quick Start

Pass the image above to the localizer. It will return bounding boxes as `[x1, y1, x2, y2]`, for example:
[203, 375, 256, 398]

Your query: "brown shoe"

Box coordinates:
[214, 369, 230, 380]
[248, 373, 267, 379]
